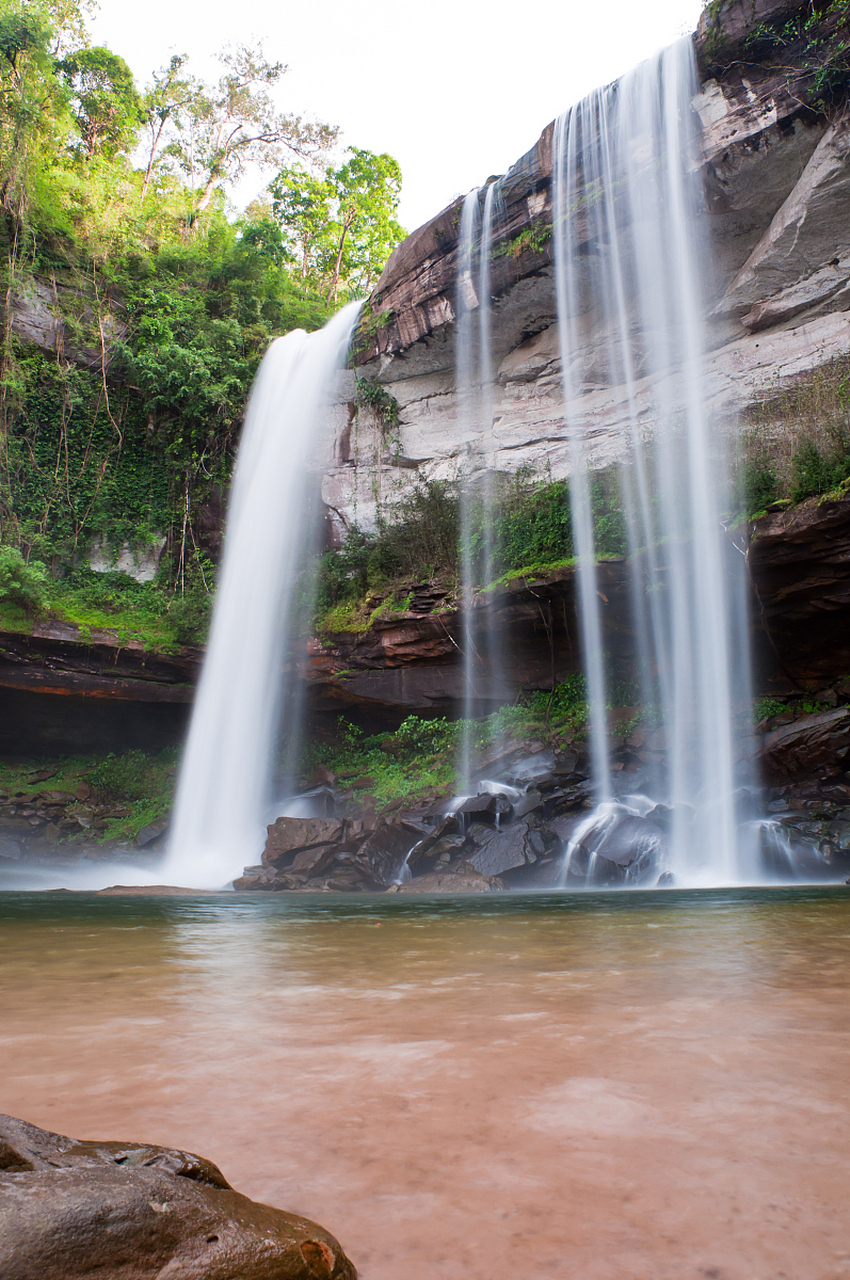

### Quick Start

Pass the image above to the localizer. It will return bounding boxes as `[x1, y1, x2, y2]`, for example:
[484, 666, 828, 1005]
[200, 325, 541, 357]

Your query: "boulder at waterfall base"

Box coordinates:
[0, 1113, 356, 1280]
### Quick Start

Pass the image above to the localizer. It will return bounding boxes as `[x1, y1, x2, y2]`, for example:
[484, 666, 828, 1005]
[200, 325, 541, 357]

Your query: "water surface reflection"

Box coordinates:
[1, 888, 849, 1279]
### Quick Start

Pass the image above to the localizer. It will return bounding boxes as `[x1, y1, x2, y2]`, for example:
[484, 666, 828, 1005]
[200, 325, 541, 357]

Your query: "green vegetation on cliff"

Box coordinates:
[702, 0, 850, 110]
[0, 0, 405, 646]
[315, 466, 628, 632]
[307, 678, 593, 806]
[739, 355, 850, 517]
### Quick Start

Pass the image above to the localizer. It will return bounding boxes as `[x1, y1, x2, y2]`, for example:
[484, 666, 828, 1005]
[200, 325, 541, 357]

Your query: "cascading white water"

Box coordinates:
[456, 189, 481, 792]
[456, 181, 507, 791]
[552, 38, 753, 885]
[160, 302, 361, 889]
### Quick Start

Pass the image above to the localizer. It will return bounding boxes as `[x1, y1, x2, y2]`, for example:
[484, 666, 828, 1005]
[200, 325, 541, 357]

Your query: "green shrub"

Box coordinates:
[753, 696, 787, 723]
[790, 440, 850, 503]
[391, 715, 459, 758]
[315, 464, 628, 614]
[373, 479, 461, 583]
[88, 750, 153, 801]
[740, 357, 850, 514]
[741, 460, 779, 516]
[0, 546, 49, 614]
[168, 584, 213, 646]
[316, 527, 374, 611]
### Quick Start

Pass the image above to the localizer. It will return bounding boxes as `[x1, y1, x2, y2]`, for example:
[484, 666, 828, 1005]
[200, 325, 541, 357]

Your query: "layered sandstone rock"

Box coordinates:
[320, 0, 850, 536]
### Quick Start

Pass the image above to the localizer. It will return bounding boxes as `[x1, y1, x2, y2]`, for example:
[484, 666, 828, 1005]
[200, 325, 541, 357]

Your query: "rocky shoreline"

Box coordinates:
[2, 693, 850, 891]
[233, 698, 850, 894]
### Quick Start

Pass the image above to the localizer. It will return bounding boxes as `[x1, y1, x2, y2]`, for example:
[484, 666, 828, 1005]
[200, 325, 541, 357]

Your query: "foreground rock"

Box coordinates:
[235, 752, 595, 893]
[395, 868, 504, 893]
[0, 1113, 355, 1280]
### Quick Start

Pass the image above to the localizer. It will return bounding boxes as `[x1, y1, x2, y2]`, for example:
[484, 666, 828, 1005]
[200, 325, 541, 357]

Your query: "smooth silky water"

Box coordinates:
[2, 887, 850, 1279]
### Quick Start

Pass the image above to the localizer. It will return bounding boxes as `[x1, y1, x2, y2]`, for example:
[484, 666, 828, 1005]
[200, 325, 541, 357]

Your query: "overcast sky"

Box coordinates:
[89, 0, 705, 233]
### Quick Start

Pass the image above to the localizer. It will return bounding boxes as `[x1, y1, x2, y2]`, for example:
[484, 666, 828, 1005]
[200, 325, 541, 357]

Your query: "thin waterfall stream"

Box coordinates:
[456, 181, 507, 794]
[548, 39, 753, 884]
[449, 38, 760, 885]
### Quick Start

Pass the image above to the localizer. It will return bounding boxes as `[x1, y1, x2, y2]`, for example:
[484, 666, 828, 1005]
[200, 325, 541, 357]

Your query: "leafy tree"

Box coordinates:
[139, 53, 193, 200]
[32, 0, 95, 55]
[168, 43, 337, 217]
[58, 46, 143, 157]
[268, 148, 404, 301]
[268, 162, 333, 279]
[238, 210, 289, 267]
[324, 148, 403, 301]
[0, 8, 54, 209]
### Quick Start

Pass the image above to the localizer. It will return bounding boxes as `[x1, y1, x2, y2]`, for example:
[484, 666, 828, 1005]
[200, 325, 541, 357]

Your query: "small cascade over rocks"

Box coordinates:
[160, 303, 361, 889]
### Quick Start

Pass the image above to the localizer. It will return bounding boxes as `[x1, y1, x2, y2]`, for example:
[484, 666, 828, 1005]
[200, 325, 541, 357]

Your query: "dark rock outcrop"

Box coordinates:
[761, 707, 850, 781]
[748, 493, 850, 682]
[464, 823, 529, 877]
[696, 0, 819, 65]
[262, 817, 350, 870]
[238, 814, 426, 891]
[0, 626, 199, 757]
[395, 868, 504, 893]
[236, 750, 595, 893]
[0, 1112, 355, 1280]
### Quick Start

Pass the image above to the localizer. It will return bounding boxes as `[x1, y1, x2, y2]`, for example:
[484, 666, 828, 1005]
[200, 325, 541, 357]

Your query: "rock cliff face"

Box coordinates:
[0, 625, 197, 755]
[748, 492, 850, 682]
[321, 0, 850, 534]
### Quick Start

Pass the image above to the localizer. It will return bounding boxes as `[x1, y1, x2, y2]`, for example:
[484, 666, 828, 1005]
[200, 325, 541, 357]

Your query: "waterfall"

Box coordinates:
[456, 182, 507, 792]
[456, 189, 481, 793]
[552, 38, 753, 884]
[160, 302, 361, 889]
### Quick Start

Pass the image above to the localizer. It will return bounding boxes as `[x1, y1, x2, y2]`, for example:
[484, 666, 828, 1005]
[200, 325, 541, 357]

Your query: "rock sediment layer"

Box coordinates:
[319, 0, 850, 537]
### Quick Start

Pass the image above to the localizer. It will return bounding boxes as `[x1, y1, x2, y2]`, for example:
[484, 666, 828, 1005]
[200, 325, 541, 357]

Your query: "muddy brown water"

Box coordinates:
[1, 887, 849, 1280]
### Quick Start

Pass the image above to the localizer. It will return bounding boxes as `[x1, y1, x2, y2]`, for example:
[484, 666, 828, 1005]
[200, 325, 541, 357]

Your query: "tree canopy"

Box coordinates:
[269, 147, 403, 302]
[59, 46, 143, 156]
[0, 0, 406, 606]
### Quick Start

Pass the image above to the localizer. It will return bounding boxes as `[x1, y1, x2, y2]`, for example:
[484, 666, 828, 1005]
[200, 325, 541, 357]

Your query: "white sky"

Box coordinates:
[89, 0, 705, 233]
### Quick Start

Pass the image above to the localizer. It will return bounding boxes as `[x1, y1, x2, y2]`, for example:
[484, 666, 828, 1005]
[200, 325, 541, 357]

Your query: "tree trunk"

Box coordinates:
[326, 211, 355, 306]
[140, 119, 168, 202]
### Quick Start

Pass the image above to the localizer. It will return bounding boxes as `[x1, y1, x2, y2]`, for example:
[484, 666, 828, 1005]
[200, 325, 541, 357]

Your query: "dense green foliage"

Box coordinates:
[316, 466, 628, 626]
[0, 0, 405, 643]
[307, 674, 621, 806]
[0, 540, 46, 609]
[270, 147, 403, 303]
